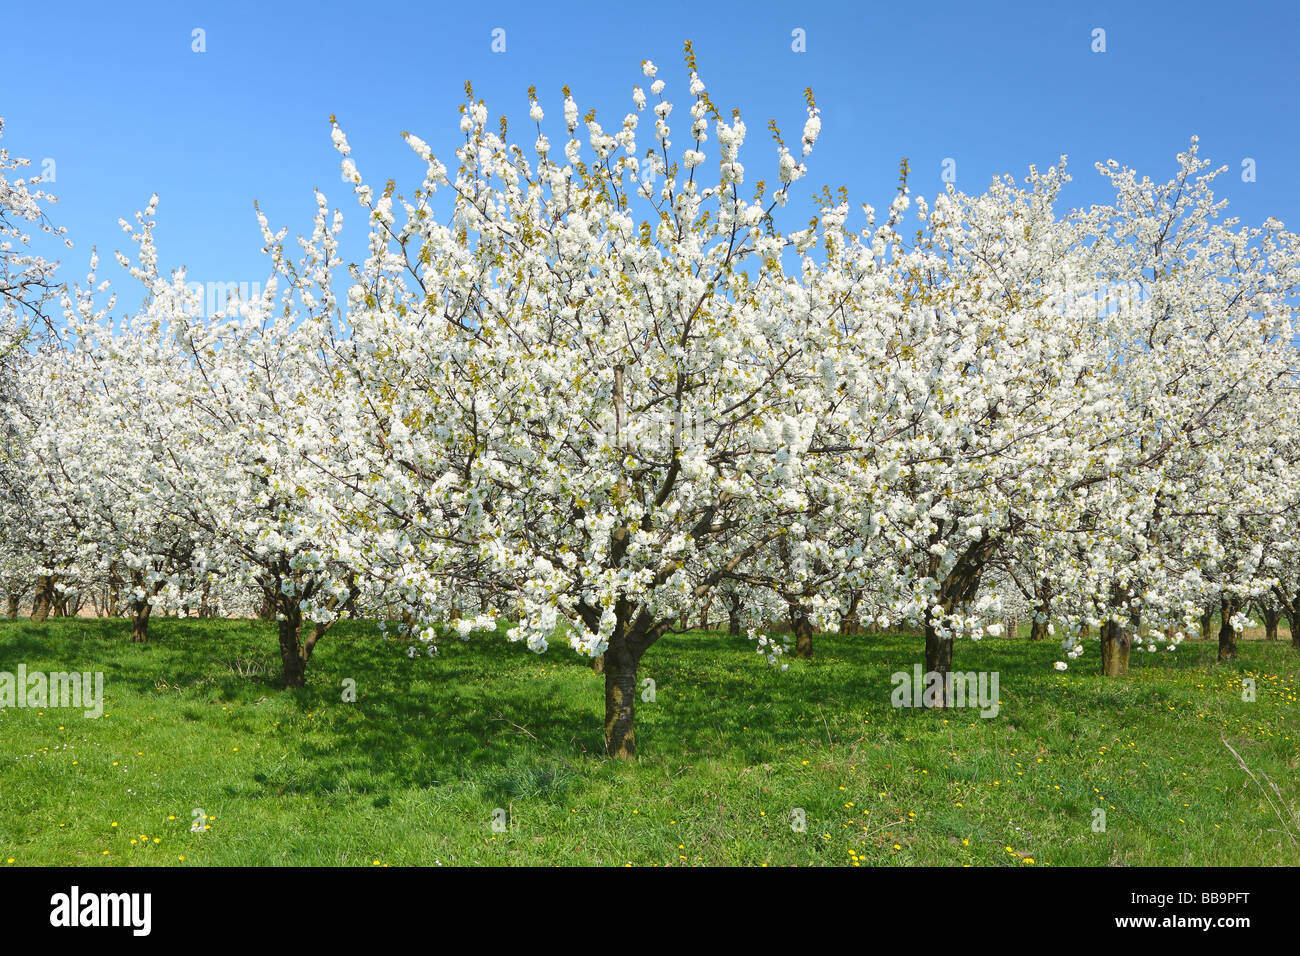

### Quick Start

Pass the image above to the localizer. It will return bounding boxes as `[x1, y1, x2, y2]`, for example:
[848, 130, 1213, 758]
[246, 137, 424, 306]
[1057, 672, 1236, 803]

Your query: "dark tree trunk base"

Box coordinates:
[1217, 626, 1238, 660]
[130, 606, 151, 643]
[31, 575, 55, 623]
[1100, 620, 1130, 677]
[1262, 606, 1279, 642]
[603, 647, 638, 759]
[278, 616, 308, 688]
[923, 623, 954, 709]
[1217, 599, 1240, 661]
[789, 603, 814, 659]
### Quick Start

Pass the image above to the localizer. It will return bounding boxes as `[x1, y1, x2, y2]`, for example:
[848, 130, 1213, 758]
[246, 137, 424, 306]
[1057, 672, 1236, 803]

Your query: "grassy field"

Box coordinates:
[1, 617, 1296, 866]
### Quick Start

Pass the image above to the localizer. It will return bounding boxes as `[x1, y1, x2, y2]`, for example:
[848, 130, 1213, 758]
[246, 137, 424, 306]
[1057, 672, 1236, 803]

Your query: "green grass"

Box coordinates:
[1, 618, 1296, 866]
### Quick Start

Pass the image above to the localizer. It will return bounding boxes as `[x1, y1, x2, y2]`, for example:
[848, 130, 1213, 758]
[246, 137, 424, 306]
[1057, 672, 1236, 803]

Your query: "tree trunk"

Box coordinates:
[591, 654, 605, 674]
[1218, 598, 1239, 661]
[790, 605, 813, 659]
[923, 620, 953, 708]
[107, 563, 122, 617]
[1100, 619, 1130, 677]
[1030, 584, 1052, 642]
[278, 610, 307, 688]
[602, 641, 639, 759]
[5, 594, 18, 620]
[30, 576, 55, 622]
[259, 592, 276, 621]
[840, 590, 861, 635]
[130, 601, 152, 643]
[1283, 603, 1300, 652]
[1200, 606, 1215, 643]
[1261, 605, 1279, 642]
[727, 605, 740, 637]
[1004, 614, 1019, 640]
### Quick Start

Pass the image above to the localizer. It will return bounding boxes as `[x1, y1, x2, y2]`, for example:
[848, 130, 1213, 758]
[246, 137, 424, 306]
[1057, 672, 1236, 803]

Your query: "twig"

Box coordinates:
[1222, 738, 1298, 846]
[818, 704, 834, 753]
[492, 714, 538, 740]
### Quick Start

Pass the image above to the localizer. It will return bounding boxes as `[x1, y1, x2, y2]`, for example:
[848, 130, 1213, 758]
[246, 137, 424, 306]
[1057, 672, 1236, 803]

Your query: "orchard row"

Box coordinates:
[3, 51, 1298, 756]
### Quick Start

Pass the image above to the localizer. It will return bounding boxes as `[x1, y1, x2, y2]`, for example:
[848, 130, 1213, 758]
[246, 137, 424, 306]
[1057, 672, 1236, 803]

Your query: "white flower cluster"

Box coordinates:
[0, 69, 1297, 711]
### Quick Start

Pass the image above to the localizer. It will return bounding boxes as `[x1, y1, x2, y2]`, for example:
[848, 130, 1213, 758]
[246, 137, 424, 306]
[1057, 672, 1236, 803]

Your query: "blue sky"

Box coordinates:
[3, 0, 1297, 311]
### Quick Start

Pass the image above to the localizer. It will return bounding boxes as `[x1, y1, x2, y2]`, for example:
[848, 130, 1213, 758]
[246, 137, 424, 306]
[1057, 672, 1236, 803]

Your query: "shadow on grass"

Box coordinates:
[2, 616, 1288, 806]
